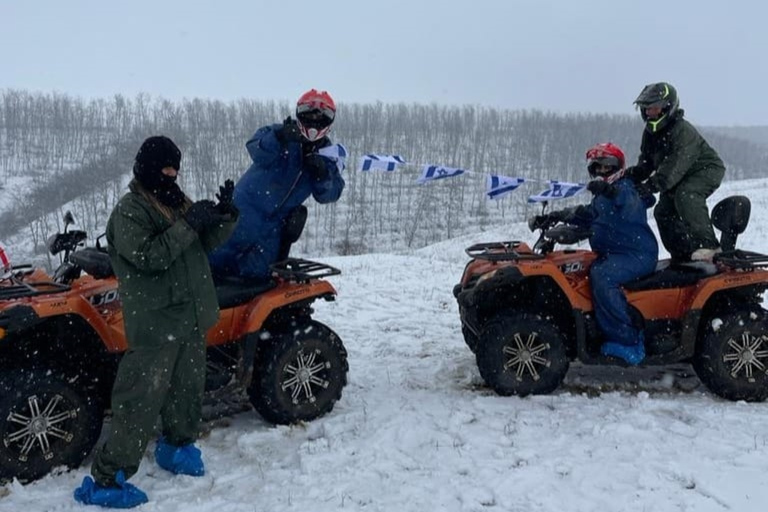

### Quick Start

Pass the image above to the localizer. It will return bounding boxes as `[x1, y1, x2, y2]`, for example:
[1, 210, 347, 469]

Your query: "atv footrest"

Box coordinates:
[270, 258, 341, 282]
[465, 241, 544, 261]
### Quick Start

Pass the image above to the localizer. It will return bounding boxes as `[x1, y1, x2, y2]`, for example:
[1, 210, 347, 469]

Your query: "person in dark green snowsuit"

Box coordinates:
[74, 136, 238, 508]
[627, 82, 725, 263]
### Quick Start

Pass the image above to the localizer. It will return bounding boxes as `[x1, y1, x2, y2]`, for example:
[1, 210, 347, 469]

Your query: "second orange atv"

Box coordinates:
[0, 213, 348, 483]
[454, 195, 768, 401]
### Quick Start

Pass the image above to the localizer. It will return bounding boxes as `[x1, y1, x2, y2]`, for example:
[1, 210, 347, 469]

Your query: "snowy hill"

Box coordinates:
[3, 178, 768, 511]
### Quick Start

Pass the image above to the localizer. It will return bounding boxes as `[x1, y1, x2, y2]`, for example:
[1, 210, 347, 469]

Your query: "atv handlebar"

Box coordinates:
[532, 223, 592, 255]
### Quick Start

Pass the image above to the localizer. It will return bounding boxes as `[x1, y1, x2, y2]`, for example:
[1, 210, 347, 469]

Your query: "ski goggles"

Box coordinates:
[587, 156, 621, 169]
[297, 103, 335, 120]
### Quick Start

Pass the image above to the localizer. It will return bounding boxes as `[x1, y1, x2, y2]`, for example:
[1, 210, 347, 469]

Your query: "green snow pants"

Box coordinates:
[91, 327, 206, 487]
[654, 167, 724, 261]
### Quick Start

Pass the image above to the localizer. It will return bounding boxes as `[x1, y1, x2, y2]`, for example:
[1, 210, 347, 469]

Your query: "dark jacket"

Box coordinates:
[107, 181, 237, 343]
[627, 110, 725, 193]
[208, 123, 345, 279]
[569, 178, 658, 259]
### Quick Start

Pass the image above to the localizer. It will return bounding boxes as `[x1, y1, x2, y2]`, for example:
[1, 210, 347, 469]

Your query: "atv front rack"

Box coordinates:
[270, 258, 341, 283]
[715, 250, 768, 270]
[465, 241, 545, 262]
[0, 277, 70, 300]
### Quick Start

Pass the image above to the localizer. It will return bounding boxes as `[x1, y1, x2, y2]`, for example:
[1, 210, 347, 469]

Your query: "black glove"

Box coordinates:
[587, 179, 617, 198]
[635, 180, 659, 198]
[303, 154, 330, 182]
[528, 212, 566, 231]
[276, 117, 302, 144]
[215, 179, 238, 216]
[625, 166, 654, 184]
[184, 200, 219, 233]
[528, 215, 550, 232]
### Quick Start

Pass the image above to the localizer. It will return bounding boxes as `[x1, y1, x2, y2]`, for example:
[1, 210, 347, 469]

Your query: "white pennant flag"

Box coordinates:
[358, 154, 407, 172]
[417, 165, 466, 184]
[527, 180, 586, 203]
[486, 175, 525, 200]
[317, 143, 348, 172]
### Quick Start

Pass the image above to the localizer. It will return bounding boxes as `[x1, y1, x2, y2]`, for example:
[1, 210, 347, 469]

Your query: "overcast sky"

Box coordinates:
[2, 0, 766, 126]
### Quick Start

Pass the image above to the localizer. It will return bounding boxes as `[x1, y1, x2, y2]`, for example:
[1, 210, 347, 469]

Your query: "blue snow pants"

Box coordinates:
[590, 253, 656, 346]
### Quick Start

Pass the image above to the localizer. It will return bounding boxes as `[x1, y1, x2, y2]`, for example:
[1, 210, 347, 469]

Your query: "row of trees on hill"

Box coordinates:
[1, 90, 767, 266]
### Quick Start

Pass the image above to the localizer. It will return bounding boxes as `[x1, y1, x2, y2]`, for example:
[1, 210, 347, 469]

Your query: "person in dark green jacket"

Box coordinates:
[627, 82, 725, 263]
[74, 136, 238, 508]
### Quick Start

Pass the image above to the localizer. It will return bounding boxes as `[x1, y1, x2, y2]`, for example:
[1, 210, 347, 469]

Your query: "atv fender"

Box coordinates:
[457, 267, 523, 307]
[0, 305, 41, 336]
[239, 280, 337, 334]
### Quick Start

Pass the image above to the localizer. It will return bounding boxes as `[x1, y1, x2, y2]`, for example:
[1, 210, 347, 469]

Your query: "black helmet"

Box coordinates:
[634, 82, 679, 134]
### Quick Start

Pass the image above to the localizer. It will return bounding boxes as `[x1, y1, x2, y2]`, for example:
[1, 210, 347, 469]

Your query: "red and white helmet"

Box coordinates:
[0, 245, 11, 280]
[296, 89, 336, 142]
[585, 142, 625, 178]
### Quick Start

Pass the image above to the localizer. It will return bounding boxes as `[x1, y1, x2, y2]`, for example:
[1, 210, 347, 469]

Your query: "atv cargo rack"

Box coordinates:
[465, 241, 545, 262]
[270, 258, 342, 283]
[715, 250, 768, 270]
[0, 276, 70, 300]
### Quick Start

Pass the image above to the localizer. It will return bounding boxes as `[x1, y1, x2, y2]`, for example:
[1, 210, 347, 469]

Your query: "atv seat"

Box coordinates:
[623, 264, 711, 292]
[624, 195, 750, 292]
[214, 276, 276, 309]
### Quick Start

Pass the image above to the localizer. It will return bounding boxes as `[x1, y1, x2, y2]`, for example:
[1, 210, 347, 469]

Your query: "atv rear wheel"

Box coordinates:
[0, 368, 103, 483]
[694, 311, 768, 402]
[248, 320, 348, 425]
[476, 313, 569, 396]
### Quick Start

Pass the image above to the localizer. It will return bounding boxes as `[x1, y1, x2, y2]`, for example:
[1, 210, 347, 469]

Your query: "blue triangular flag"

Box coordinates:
[528, 180, 586, 203]
[417, 165, 466, 184]
[486, 175, 525, 200]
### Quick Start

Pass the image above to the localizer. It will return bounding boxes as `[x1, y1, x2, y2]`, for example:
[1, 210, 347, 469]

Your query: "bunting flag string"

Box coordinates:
[357, 152, 587, 202]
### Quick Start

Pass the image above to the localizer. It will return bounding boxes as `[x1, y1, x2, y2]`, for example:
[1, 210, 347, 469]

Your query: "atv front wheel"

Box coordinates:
[476, 313, 569, 396]
[462, 324, 479, 353]
[694, 311, 768, 402]
[248, 320, 348, 424]
[0, 369, 103, 483]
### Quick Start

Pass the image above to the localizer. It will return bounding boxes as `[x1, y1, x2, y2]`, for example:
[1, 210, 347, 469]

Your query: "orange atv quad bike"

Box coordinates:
[453, 195, 768, 401]
[0, 212, 348, 483]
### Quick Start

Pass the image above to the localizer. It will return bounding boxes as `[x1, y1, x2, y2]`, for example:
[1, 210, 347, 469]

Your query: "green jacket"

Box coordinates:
[629, 110, 725, 193]
[107, 181, 238, 344]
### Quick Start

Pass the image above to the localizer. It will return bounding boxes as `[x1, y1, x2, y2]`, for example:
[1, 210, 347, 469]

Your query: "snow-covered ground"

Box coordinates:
[3, 179, 768, 511]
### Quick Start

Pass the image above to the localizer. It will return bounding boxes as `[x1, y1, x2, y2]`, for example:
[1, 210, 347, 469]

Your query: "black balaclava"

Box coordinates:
[133, 135, 186, 208]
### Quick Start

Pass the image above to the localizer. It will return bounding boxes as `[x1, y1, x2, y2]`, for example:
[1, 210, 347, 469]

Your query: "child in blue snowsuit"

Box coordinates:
[209, 90, 345, 281]
[532, 143, 658, 365]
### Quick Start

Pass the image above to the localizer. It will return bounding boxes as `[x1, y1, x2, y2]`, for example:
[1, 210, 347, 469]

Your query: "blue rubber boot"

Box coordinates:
[73, 470, 148, 508]
[601, 341, 646, 366]
[154, 438, 205, 476]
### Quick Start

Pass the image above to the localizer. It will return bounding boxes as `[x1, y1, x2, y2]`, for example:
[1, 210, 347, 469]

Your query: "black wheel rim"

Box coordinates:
[501, 332, 552, 382]
[280, 347, 332, 405]
[722, 331, 768, 382]
[4, 392, 78, 463]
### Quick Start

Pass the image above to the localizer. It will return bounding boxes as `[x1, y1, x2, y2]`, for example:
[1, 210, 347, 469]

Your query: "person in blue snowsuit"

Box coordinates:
[209, 89, 345, 282]
[530, 142, 658, 365]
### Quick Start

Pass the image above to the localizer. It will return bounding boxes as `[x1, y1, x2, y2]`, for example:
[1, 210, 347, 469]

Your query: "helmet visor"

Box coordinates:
[297, 103, 335, 122]
[635, 99, 667, 110]
[587, 156, 621, 175]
